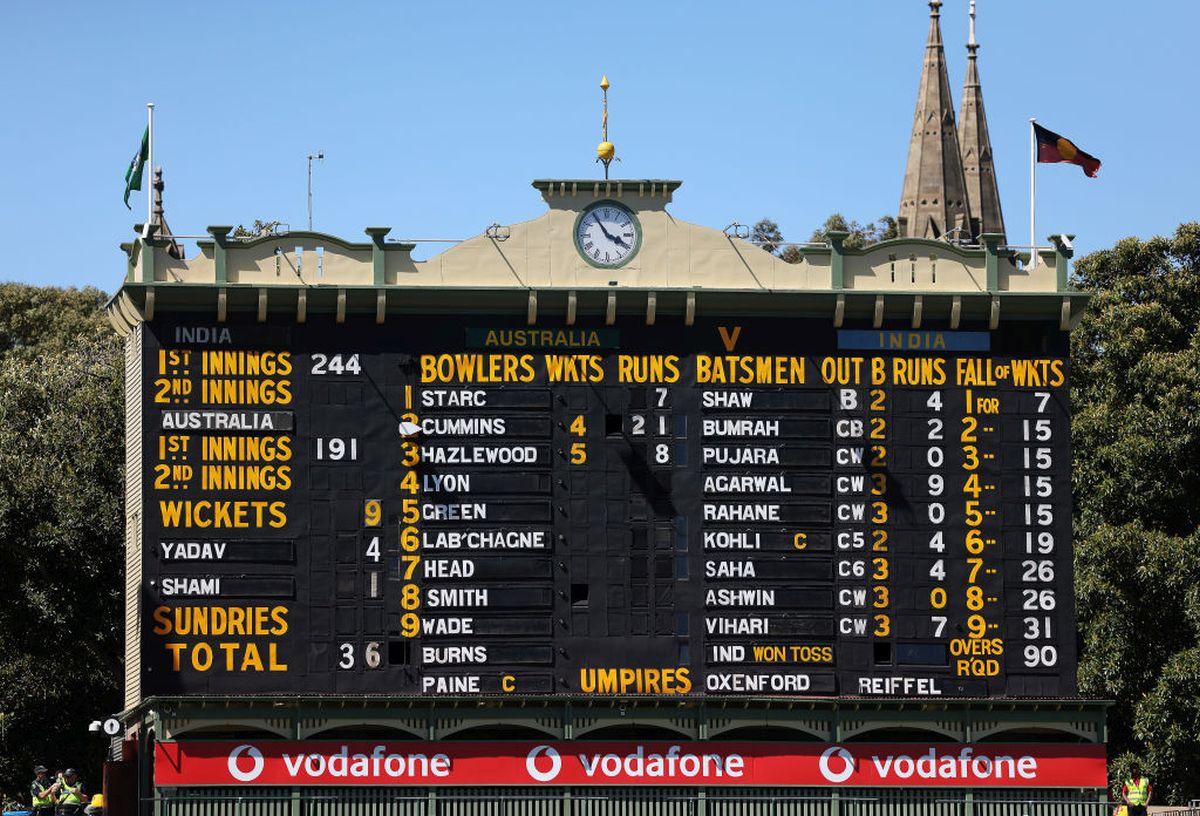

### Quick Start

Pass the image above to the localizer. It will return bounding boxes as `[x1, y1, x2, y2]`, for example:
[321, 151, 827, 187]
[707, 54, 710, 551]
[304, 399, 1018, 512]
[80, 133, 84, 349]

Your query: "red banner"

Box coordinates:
[155, 740, 1107, 788]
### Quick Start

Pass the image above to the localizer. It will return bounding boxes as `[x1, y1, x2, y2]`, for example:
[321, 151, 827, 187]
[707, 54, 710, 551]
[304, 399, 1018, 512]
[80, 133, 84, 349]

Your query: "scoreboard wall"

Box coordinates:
[140, 316, 1075, 699]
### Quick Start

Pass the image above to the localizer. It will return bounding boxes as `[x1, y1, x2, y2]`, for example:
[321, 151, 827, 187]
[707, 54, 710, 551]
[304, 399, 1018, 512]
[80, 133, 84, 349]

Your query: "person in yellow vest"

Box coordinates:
[54, 768, 85, 815]
[1121, 761, 1152, 816]
[30, 765, 57, 815]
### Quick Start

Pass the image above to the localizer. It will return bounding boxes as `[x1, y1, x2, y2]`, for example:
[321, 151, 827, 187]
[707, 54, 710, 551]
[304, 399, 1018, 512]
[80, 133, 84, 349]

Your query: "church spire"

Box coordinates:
[958, 0, 1006, 239]
[897, 0, 972, 241]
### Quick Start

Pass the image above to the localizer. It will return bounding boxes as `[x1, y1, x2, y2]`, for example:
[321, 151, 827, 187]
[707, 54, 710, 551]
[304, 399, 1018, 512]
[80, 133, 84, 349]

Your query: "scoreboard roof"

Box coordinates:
[111, 178, 1085, 336]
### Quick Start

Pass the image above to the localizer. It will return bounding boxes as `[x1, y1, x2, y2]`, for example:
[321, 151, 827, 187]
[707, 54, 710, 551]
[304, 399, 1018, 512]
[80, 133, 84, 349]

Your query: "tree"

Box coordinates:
[750, 218, 784, 255]
[231, 219, 283, 239]
[1071, 223, 1200, 803]
[809, 213, 898, 249]
[0, 285, 123, 798]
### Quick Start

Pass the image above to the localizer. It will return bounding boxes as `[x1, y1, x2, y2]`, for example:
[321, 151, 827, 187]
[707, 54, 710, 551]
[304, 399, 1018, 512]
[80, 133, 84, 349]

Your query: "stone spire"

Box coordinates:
[958, 0, 1005, 240]
[897, 0, 972, 241]
[152, 167, 184, 260]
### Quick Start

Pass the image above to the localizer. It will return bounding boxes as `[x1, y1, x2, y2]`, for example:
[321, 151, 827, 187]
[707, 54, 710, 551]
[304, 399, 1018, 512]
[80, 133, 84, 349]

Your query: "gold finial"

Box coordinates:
[596, 73, 618, 178]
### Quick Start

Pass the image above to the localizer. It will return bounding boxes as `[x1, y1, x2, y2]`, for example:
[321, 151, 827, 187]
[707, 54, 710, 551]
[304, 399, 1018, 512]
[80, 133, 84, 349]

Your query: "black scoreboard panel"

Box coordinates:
[140, 316, 1075, 699]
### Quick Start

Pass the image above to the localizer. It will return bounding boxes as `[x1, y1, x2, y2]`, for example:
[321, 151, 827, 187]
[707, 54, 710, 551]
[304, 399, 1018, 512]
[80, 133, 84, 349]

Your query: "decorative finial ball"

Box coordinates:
[600, 74, 610, 91]
[597, 141, 615, 161]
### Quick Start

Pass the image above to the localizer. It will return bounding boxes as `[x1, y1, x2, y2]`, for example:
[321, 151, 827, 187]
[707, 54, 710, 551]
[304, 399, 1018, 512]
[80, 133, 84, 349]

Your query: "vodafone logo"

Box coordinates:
[227, 744, 265, 782]
[525, 745, 563, 782]
[819, 746, 856, 784]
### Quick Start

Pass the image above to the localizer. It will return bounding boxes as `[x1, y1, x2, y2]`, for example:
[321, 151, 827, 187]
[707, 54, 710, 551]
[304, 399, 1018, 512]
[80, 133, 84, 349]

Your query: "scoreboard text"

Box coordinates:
[140, 317, 1074, 698]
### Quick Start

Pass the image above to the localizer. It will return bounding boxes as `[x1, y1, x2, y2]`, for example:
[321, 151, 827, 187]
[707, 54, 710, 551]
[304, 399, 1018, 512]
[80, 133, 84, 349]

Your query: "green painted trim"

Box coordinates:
[573, 199, 643, 269]
[981, 233, 1003, 292]
[139, 238, 155, 284]
[207, 226, 231, 285]
[214, 226, 416, 253]
[365, 227, 391, 286]
[844, 235, 989, 258]
[827, 230, 849, 290]
[1050, 234, 1076, 293]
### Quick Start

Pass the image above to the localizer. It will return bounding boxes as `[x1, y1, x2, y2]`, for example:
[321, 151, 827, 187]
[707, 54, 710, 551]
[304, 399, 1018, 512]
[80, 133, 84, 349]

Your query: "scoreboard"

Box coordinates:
[140, 315, 1075, 699]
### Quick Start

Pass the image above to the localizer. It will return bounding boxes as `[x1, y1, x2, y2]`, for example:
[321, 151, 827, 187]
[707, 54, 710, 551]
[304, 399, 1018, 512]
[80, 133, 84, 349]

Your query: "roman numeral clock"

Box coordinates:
[574, 200, 642, 267]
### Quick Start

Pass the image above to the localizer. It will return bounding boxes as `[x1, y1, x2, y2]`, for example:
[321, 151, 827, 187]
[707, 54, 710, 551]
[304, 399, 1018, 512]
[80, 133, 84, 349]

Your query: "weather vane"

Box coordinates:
[596, 74, 618, 179]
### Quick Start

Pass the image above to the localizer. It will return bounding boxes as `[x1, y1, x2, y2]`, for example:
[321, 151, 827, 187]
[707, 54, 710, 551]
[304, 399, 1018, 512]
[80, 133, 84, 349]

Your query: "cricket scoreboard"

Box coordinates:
[140, 315, 1074, 699]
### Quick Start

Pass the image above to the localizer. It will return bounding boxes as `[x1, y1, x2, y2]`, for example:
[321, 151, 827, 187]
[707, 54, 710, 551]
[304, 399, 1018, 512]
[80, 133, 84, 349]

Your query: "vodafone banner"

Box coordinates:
[155, 741, 1106, 788]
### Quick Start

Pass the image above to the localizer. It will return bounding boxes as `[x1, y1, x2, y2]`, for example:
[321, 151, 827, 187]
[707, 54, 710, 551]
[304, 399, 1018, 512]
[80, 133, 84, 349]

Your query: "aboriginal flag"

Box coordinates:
[1034, 122, 1101, 178]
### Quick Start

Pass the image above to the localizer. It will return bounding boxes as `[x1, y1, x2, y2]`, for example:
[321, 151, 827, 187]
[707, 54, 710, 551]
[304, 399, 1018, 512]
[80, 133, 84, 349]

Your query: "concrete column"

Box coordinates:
[365, 227, 391, 286]
[827, 231, 849, 290]
[207, 226, 232, 285]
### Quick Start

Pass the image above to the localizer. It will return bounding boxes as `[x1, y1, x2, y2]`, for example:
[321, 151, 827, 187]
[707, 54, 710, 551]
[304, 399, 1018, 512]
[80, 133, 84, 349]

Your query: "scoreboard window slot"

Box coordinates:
[388, 640, 409, 666]
[631, 613, 648, 635]
[654, 554, 672, 579]
[336, 535, 357, 564]
[675, 517, 688, 551]
[676, 613, 690, 636]
[897, 642, 949, 666]
[675, 555, 689, 580]
[335, 573, 356, 599]
[571, 499, 589, 522]
[605, 414, 623, 436]
[654, 527, 673, 549]
[655, 611, 674, 635]
[630, 527, 648, 551]
[308, 642, 330, 672]
[631, 585, 649, 608]
[311, 607, 330, 637]
[335, 607, 358, 635]
[873, 641, 893, 666]
[571, 583, 589, 606]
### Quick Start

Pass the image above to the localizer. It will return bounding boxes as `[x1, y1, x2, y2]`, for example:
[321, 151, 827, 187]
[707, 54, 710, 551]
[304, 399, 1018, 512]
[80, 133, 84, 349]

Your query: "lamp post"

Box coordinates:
[307, 151, 324, 231]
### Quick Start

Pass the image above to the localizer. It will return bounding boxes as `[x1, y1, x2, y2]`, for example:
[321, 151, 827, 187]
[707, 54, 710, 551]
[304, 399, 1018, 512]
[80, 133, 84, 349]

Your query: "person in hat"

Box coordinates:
[30, 765, 57, 814]
[83, 792, 104, 815]
[55, 769, 85, 815]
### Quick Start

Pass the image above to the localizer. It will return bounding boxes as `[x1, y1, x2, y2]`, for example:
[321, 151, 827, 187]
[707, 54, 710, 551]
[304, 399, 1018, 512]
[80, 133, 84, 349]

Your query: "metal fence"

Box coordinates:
[152, 788, 1123, 816]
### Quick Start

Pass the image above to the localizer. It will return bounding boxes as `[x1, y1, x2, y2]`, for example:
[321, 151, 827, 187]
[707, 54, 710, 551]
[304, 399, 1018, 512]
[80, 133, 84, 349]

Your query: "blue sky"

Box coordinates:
[1, 1, 1195, 291]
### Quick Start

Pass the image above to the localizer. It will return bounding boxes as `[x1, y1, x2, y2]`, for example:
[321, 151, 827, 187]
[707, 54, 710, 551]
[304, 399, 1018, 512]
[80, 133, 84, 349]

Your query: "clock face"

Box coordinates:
[574, 201, 641, 268]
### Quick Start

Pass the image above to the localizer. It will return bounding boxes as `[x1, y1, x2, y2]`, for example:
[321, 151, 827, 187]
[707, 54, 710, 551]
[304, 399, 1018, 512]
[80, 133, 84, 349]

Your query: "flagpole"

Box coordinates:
[144, 103, 155, 239]
[1029, 117, 1036, 268]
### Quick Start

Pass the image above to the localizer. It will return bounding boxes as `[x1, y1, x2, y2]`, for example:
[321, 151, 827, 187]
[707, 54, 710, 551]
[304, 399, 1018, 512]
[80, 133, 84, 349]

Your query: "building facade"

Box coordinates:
[103, 6, 1107, 814]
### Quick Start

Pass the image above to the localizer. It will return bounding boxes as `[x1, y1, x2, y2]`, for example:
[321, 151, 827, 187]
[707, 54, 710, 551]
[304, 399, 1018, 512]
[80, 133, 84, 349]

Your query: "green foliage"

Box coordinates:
[1071, 223, 1200, 803]
[809, 212, 898, 249]
[750, 218, 784, 255]
[0, 284, 122, 799]
[231, 219, 283, 239]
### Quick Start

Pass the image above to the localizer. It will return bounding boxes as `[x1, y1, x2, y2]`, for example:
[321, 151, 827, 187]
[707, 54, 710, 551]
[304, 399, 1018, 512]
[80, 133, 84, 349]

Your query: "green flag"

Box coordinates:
[124, 127, 149, 209]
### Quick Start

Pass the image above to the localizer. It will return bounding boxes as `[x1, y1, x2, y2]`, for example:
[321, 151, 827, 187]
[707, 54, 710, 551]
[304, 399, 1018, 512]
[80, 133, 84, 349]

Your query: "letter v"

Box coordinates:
[283, 753, 304, 775]
[579, 754, 601, 776]
[717, 326, 742, 352]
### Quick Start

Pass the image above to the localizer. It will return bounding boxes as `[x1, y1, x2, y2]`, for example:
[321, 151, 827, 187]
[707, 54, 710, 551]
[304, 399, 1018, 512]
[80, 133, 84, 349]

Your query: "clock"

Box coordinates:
[574, 200, 641, 268]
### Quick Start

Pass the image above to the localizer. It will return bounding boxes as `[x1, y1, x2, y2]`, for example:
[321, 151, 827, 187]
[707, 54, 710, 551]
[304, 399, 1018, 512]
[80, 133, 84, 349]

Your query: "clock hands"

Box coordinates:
[592, 213, 629, 250]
